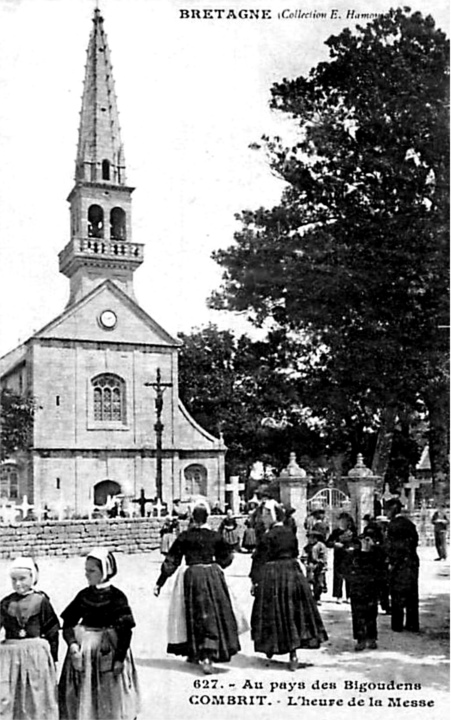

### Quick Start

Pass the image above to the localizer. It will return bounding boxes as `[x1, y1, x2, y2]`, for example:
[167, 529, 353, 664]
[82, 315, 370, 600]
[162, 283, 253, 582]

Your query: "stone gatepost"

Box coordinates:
[278, 452, 309, 549]
[347, 454, 382, 533]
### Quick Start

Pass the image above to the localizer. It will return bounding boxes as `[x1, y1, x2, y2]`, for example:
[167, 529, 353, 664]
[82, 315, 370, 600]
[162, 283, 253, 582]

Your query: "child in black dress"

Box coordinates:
[346, 527, 386, 651]
[0, 556, 59, 720]
[58, 547, 140, 720]
[302, 530, 328, 603]
[219, 508, 240, 551]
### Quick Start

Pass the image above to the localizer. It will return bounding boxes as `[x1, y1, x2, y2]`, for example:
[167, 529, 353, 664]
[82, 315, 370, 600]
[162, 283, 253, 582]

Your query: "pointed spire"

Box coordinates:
[76, 7, 126, 184]
[59, 7, 143, 307]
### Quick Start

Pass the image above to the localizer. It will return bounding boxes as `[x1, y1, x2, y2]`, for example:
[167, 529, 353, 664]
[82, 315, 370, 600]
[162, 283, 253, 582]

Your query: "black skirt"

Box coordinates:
[251, 559, 328, 656]
[167, 563, 240, 662]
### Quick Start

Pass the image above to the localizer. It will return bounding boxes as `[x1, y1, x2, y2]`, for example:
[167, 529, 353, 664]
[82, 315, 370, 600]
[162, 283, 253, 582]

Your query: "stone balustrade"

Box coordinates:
[58, 237, 144, 273]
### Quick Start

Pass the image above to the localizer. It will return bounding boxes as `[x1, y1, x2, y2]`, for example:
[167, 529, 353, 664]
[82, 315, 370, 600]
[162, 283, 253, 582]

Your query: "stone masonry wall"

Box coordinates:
[0, 518, 163, 560]
[0, 515, 233, 560]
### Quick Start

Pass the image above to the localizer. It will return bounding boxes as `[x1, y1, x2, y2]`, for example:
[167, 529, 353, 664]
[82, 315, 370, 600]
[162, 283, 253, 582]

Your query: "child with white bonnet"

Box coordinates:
[0, 555, 59, 720]
[58, 546, 140, 720]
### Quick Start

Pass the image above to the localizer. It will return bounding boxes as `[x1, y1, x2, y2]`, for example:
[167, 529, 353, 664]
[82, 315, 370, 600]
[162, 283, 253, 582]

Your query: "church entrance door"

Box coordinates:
[94, 480, 121, 506]
[184, 464, 207, 497]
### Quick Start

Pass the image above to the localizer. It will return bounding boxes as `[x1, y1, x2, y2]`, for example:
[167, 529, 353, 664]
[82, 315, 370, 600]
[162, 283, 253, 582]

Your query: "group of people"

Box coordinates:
[154, 498, 328, 675]
[0, 494, 435, 719]
[301, 498, 421, 650]
[0, 549, 140, 720]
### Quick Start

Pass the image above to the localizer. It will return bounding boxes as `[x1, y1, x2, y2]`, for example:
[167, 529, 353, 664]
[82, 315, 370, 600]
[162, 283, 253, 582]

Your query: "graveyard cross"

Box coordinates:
[144, 368, 173, 502]
[132, 488, 154, 518]
[225, 476, 245, 514]
[153, 497, 166, 518]
[17, 495, 34, 519]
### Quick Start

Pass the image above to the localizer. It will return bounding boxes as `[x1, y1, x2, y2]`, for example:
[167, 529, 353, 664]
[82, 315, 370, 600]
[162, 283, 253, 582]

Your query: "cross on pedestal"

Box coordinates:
[144, 368, 173, 502]
[153, 498, 166, 518]
[225, 476, 245, 514]
[132, 488, 154, 517]
[404, 476, 421, 512]
[17, 495, 34, 519]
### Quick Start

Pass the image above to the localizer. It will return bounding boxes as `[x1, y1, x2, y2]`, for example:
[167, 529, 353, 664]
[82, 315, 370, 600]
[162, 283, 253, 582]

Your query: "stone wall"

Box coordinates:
[0, 515, 236, 559]
[0, 518, 162, 559]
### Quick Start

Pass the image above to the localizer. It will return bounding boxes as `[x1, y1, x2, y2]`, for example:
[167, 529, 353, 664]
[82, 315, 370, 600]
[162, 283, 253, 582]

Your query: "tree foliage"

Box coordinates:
[0, 388, 35, 461]
[210, 8, 449, 482]
[177, 324, 328, 476]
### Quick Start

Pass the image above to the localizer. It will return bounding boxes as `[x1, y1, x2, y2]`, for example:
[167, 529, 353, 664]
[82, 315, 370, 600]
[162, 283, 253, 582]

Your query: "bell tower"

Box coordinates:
[59, 8, 143, 306]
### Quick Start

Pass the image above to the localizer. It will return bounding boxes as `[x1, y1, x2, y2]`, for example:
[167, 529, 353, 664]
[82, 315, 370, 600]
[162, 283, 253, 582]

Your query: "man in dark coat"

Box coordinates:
[385, 498, 420, 633]
[431, 505, 449, 560]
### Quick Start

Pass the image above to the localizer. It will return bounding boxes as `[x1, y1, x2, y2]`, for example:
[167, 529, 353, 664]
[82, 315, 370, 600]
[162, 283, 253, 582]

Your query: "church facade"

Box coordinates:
[0, 9, 226, 516]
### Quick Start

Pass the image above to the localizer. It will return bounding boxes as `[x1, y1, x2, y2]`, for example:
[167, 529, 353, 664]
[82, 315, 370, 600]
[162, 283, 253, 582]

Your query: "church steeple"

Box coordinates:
[59, 8, 143, 307]
[76, 8, 125, 185]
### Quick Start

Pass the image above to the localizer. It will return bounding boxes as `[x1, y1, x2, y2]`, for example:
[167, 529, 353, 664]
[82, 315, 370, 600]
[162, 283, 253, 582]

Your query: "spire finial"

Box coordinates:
[93, 2, 102, 23]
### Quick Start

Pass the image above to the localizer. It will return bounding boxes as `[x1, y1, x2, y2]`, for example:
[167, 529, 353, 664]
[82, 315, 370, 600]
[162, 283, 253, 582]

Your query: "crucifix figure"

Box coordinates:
[132, 488, 154, 518]
[144, 368, 173, 502]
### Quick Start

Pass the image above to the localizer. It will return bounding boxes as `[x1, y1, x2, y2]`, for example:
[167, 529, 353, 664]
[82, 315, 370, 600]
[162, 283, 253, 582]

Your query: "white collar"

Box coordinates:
[94, 581, 111, 590]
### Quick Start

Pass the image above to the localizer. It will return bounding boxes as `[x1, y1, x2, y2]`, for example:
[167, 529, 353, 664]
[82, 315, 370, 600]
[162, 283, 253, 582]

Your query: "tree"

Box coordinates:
[210, 8, 449, 486]
[177, 324, 327, 476]
[0, 388, 35, 461]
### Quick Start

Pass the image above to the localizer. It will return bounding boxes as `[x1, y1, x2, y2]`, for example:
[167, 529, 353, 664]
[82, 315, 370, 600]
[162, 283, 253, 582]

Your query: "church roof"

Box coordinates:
[76, 7, 126, 184]
[0, 281, 181, 369]
[0, 342, 27, 379]
[33, 279, 181, 347]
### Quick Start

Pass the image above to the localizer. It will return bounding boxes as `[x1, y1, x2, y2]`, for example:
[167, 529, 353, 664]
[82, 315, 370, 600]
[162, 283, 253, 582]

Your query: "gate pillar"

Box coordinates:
[347, 454, 382, 533]
[279, 453, 309, 549]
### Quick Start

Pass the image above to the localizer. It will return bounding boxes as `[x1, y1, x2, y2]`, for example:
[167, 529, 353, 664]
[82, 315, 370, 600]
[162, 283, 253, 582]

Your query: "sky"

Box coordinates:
[0, 0, 448, 358]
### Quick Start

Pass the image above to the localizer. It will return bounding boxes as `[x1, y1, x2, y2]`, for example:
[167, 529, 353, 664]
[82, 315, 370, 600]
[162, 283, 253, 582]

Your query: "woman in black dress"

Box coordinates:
[250, 502, 328, 671]
[154, 504, 240, 675]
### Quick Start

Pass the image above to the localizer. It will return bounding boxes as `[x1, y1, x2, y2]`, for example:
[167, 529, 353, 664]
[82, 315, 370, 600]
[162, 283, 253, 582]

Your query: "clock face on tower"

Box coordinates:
[99, 309, 117, 330]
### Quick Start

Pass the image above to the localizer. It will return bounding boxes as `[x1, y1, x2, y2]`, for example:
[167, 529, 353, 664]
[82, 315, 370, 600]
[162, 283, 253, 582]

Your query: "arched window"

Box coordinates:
[88, 204, 104, 238]
[102, 159, 110, 180]
[110, 207, 126, 240]
[184, 464, 207, 497]
[92, 374, 125, 422]
[0, 463, 18, 500]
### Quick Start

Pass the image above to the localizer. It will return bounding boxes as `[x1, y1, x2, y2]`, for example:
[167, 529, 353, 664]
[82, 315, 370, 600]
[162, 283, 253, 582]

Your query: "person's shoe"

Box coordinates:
[335, 598, 342, 604]
[367, 640, 378, 649]
[434, 558, 441, 561]
[289, 652, 298, 671]
[265, 653, 273, 667]
[186, 656, 198, 664]
[355, 641, 366, 652]
[201, 658, 213, 675]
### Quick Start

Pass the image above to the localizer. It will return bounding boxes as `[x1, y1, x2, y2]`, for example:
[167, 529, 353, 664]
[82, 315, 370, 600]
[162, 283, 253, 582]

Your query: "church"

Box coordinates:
[0, 9, 226, 516]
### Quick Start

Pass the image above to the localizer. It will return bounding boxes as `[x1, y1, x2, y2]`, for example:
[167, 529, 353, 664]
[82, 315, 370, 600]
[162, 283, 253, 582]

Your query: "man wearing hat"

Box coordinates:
[385, 498, 420, 632]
